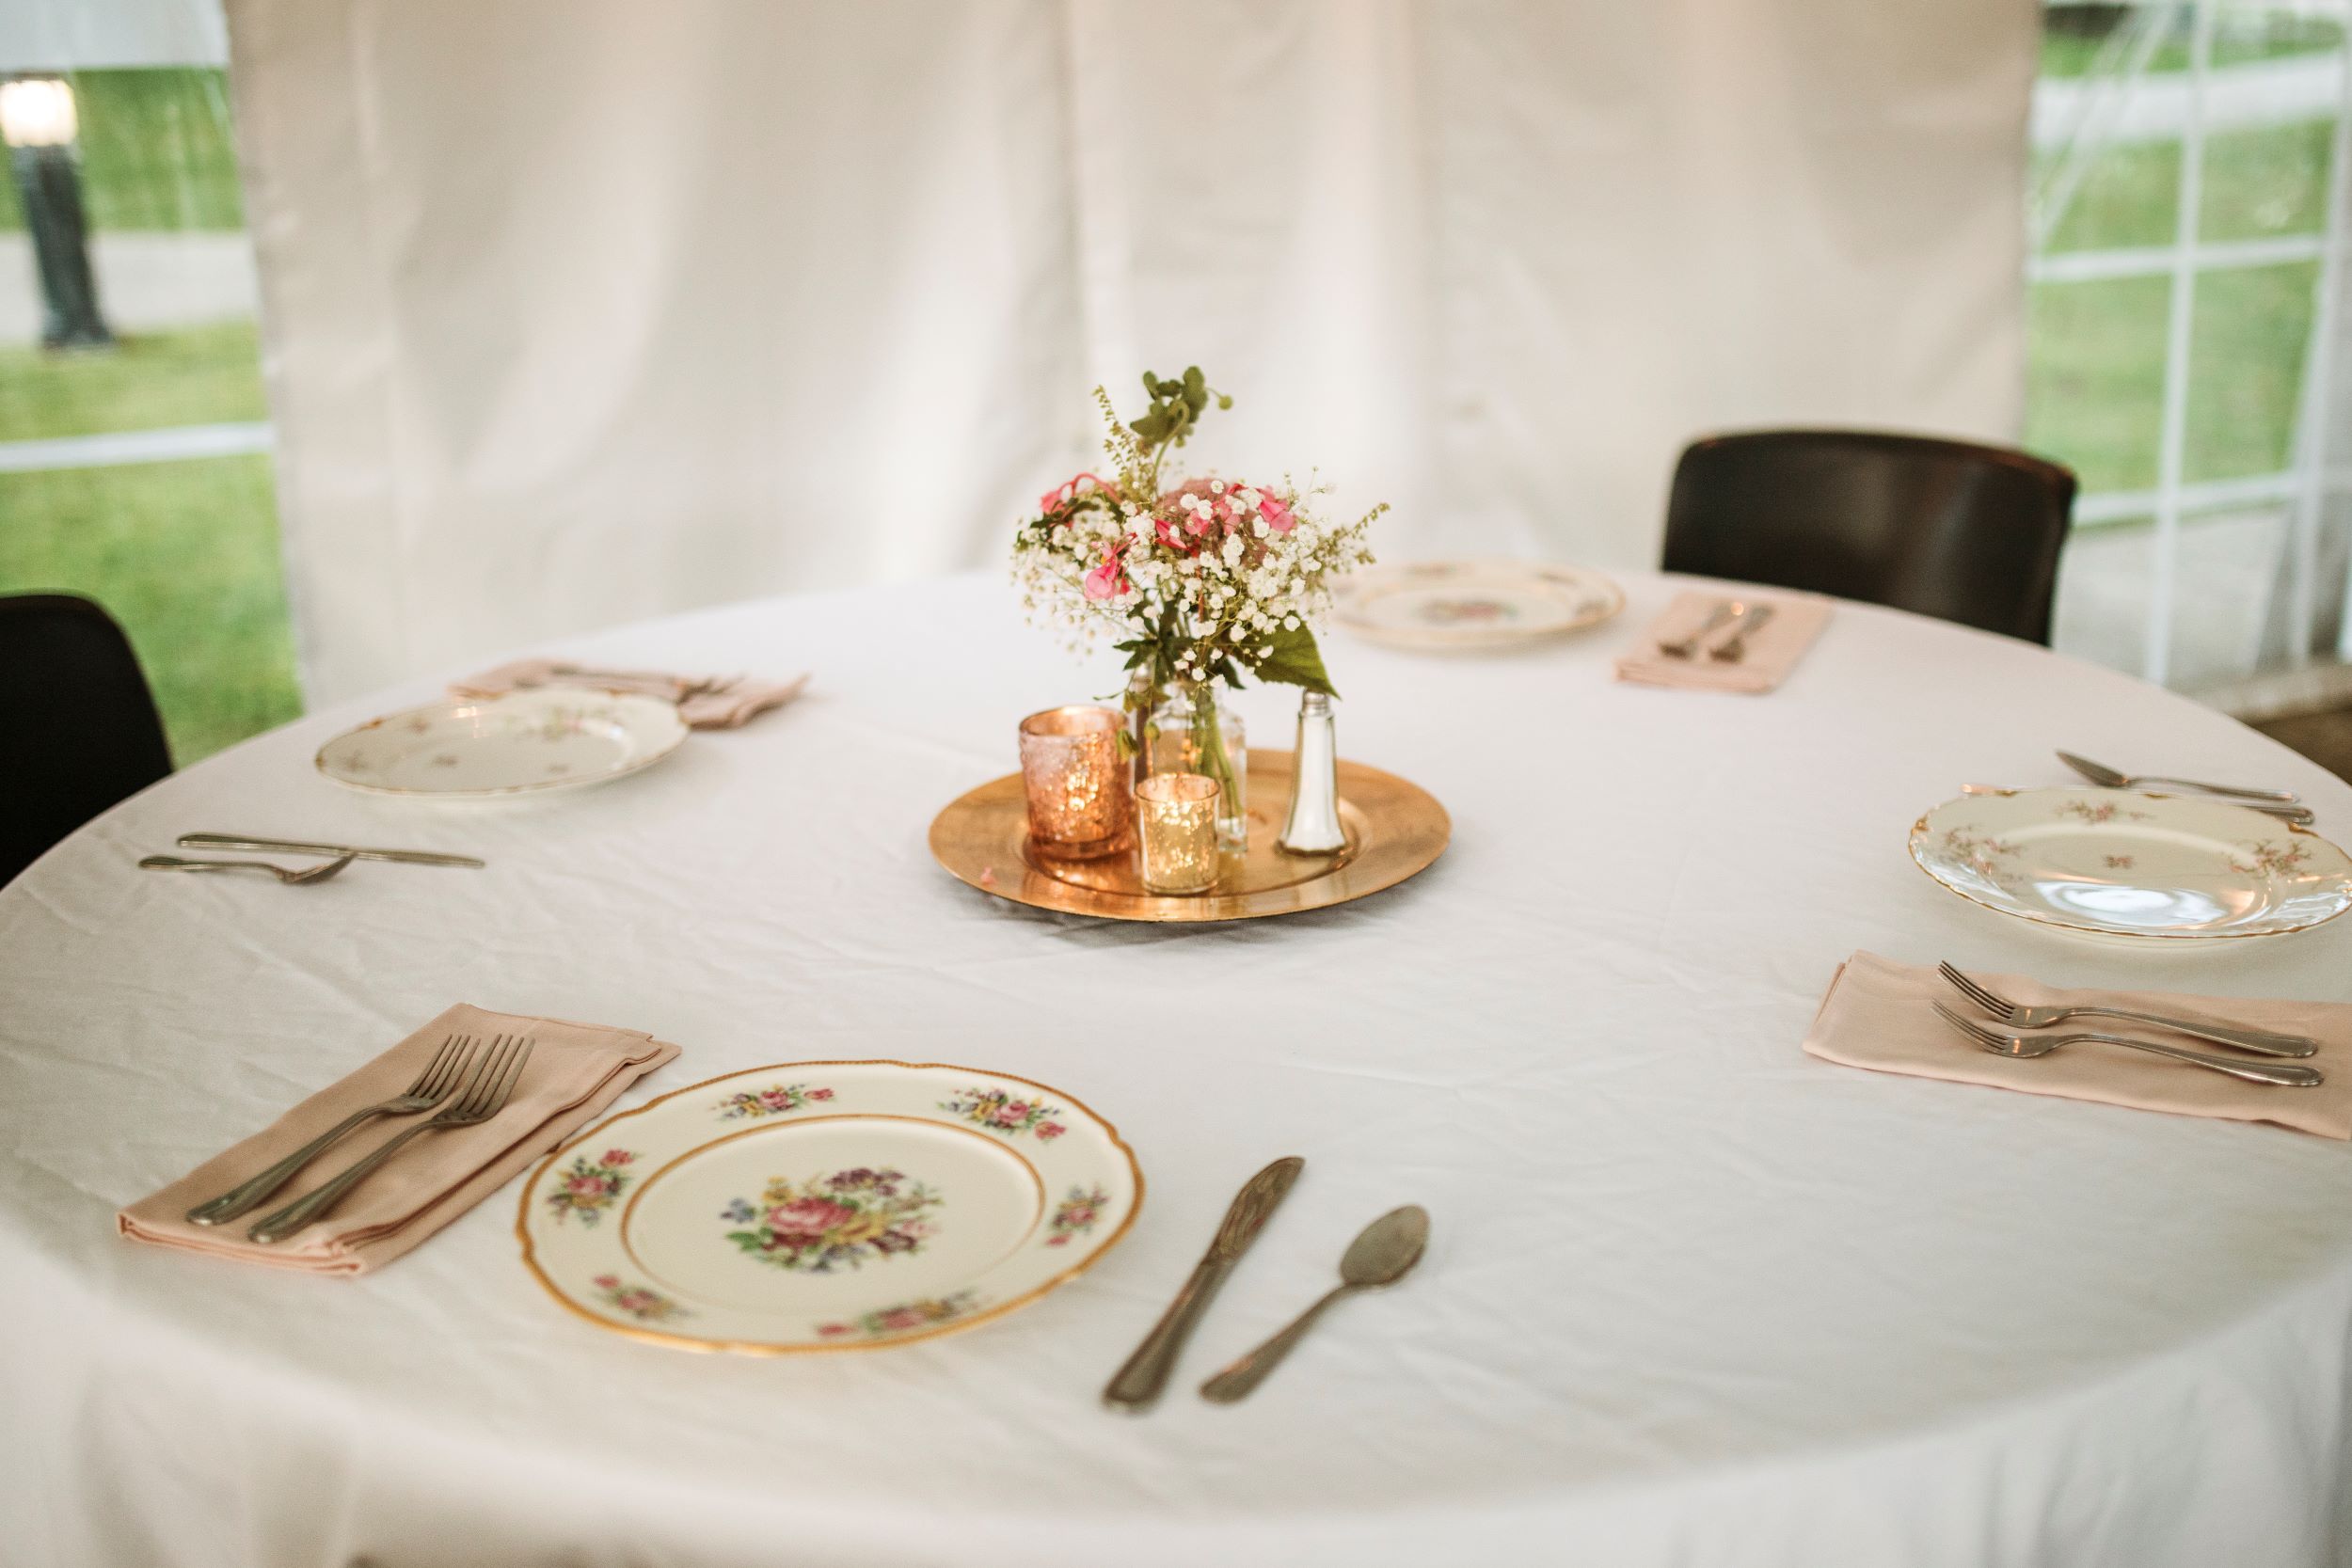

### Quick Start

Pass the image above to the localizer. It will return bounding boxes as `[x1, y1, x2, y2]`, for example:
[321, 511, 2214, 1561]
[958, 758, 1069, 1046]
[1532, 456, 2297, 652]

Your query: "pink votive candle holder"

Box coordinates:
[1018, 705, 1134, 860]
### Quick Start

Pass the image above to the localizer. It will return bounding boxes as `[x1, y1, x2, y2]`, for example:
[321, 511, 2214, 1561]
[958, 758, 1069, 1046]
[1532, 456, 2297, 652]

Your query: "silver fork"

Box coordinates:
[247, 1034, 535, 1243]
[140, 852, 357, 885]
[1938, 962, 2318, 1059]
[186, 1036, 480, 1225]
[2057, 750, 2299, 804]
[1659, 601, 1739, 658]
[1931, 1003, 2322, 1088]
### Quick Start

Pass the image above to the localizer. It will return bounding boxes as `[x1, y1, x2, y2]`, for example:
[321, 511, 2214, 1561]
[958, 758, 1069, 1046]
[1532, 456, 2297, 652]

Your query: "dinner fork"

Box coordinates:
[1931, 1003, 2322, 1088]
[1938, 962, 2318, 1059]
[1658, 600, 1739, 658]
[140, 852, 357, 885]
[2057, 750, 2298, 804]
[247, 1034, 535, 1243]
[185, 1036, 481, 1225]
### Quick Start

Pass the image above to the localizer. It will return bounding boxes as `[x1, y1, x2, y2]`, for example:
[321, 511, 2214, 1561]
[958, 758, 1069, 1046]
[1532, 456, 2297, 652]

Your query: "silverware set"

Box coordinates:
[187, 1032, 536, 1243]
[1659, 598, 1772, 662]
[1104, 1156, 1430, 1409]
[138, 832, 485, 884]
[1932, 961, 2323, 1089]
[545, 664, 747, 703]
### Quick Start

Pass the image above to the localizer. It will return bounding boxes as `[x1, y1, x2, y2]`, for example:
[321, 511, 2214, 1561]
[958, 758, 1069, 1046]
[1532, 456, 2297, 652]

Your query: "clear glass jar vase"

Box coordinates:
[1145, 680, 1247, 851]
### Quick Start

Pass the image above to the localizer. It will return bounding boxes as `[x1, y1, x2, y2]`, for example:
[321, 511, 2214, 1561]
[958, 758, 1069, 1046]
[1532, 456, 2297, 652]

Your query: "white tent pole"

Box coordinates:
[2146, 0, 2215, 688]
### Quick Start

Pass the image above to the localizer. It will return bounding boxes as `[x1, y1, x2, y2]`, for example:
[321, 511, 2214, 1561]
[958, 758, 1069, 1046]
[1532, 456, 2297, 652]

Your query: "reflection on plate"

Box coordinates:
[1334, 560, 1624, 650]
[516, 1061, 1140, 1354]
[1909, 787, 2352, 942]
[315, 689, 689, 798]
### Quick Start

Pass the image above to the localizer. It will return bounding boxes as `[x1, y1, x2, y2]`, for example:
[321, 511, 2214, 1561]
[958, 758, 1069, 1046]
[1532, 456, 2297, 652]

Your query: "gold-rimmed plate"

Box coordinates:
[517, 1061, 1140, 1353]
[316, 689, 688, 798]
[930, 749, 1450, 923]
[1334, 559, 1624, 651]
[1910, 787, 2352, 943]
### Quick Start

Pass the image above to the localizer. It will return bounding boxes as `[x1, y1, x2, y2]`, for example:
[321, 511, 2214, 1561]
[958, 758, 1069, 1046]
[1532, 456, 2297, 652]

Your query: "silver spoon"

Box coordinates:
[1199, 1204, 1429, 1403]
[139, 852, 358, 885]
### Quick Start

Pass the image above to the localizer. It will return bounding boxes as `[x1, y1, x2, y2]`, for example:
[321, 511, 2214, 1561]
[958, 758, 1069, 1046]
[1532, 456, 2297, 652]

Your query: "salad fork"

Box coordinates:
[1931, 1003, 2322, 1088]
[1938, 962, 2318, 1059]
[185, 1036, 480, 1225]
[248, 1034, 535, 1243]
[2057, 750, 2298, 804]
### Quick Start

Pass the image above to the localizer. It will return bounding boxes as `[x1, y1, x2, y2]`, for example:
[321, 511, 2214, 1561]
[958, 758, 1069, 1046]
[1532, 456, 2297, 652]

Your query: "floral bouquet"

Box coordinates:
[1013, 368, 1383, 839]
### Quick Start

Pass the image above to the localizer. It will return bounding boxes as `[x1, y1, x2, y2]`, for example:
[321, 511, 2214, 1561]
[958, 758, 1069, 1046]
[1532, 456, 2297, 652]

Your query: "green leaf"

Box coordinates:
[1252, 625, 1339, 697]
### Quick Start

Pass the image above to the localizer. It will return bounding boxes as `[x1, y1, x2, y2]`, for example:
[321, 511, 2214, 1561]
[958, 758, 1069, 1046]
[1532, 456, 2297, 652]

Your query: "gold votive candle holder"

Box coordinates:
[1018, 705, 1134, 861]
[1136, 771, 1221, 894]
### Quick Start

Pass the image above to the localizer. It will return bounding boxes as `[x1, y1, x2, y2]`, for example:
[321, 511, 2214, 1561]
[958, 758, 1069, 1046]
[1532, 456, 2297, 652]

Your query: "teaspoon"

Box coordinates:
[1199, 1204, 1429, 1403]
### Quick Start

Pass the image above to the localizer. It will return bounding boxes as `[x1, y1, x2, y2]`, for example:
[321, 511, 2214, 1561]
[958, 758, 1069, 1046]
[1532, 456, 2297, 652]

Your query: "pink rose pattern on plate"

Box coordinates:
[2233, 840, 2314, 877]
[722, 1167, 942, 1274]
[939, 1087, 1066, 1141]
[714, 1083, 834, 1120]
[816, 1291, 979, 1339]
[544, 1148, 636, 1227]
[593, 1274, 690, 1323]
[1045, 1184, 1109, 1246]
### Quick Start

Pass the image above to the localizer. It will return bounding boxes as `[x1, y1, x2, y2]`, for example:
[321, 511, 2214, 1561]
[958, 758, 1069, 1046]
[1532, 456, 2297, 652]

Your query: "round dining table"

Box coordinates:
[7, 569, 2352, 1568]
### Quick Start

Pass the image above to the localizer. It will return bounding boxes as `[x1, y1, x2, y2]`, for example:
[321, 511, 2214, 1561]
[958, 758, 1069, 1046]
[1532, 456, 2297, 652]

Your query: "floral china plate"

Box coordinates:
[1910, 787, 2352, 942]
[1333, 559, 1624, 650]
[517, 1062, 1141, 1353]
[315, 688, 688, 798]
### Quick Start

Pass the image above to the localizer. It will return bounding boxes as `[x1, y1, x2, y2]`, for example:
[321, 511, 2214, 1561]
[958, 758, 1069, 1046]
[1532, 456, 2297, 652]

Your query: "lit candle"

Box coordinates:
[1136, 772, 1220, 894]
[1018, 705, 1133, 860]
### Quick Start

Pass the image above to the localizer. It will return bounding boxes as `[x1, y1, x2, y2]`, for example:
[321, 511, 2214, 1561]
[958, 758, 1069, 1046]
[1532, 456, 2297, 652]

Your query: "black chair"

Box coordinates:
[1, 594, 173, 885]
[1661, 429, 2077, 643]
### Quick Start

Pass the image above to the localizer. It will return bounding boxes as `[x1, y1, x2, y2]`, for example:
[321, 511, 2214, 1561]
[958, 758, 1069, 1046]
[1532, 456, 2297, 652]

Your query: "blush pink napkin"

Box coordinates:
[1804, 951, 2352, 1139]
[119, 1006, 679, 1274]
[453, 659, 808, 729]
[1614, 590, 1832, 693]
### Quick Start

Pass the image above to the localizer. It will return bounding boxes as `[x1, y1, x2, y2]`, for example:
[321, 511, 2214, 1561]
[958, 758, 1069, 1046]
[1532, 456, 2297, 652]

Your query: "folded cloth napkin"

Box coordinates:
[119, 1005, 679, 1274]
[1613, 590, 1831, 694]
[453, 659, 808, 729]
[1804, 951, 2352, 1139]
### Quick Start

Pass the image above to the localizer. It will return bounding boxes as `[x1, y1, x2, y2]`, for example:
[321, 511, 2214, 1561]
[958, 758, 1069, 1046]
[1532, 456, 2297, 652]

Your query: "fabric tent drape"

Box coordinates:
[225, 0, 2039, 704]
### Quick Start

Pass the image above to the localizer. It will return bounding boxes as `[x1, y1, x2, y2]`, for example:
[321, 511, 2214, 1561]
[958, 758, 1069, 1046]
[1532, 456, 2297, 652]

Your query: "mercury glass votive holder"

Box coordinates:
[1018, 705, 1134, 861]
[1135, 771, 1221, 894]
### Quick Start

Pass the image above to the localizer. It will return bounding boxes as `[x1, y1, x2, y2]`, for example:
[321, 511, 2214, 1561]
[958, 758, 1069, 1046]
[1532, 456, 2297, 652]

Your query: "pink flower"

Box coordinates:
[1046, 1235, 1070, 1246]
[809, 1088, 834, 1101]
[567, 1174, 612, 1197]
[1037, 1122, 1066, 1141]
[765, 1196, 855, 1241]
[818, 1323, 850, 1337]
[878, 1307, 922, 1331]
[593, 1274, 619, 1290]
[1040, 472, 1120, 516]
[600, 1149, 633, 1165]
[1259, 494, 1294, 532]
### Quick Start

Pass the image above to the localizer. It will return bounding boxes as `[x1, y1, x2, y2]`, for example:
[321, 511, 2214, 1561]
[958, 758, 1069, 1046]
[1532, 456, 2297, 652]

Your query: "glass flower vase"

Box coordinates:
[1146, 680, 1247, 851]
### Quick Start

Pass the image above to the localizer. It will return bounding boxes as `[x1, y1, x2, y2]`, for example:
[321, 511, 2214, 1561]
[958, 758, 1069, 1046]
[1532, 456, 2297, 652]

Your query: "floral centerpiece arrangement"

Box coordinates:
[1013, 368, 1383, 845]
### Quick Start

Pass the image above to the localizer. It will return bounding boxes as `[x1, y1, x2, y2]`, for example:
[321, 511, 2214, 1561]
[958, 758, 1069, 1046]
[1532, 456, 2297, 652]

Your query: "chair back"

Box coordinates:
[1661, 430, 2076, 642]
[0, 594, 172, 884]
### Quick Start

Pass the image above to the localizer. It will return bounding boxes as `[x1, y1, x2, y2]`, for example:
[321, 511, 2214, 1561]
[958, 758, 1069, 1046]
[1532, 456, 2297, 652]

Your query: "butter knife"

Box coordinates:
[1104, 1155, 1303, 1412]
[178, 832, 485, 868]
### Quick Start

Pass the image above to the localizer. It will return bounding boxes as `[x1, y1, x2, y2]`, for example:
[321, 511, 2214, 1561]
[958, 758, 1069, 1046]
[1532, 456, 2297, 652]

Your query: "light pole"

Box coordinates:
[2, 75, 112, 351]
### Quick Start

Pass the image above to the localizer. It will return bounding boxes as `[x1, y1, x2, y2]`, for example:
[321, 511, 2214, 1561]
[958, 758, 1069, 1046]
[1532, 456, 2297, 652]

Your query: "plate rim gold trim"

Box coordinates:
[1904, 787, 2352, 942]
[515, 1059, 1144, 1355]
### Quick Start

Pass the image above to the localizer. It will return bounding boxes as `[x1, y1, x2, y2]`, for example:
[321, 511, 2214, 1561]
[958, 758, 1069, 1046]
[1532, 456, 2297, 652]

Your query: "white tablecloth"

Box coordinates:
[7, 571, 2352, 1568]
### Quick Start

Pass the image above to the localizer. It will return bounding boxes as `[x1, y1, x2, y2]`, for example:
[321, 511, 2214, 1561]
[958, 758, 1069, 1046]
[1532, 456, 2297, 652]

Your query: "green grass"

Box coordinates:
[2042, 9, 2344, 78]
[2040, 119, 2341, 252]
[0, 321, 265, 441]
[0, 456, 301, 763]
[0, 69, 243, 231]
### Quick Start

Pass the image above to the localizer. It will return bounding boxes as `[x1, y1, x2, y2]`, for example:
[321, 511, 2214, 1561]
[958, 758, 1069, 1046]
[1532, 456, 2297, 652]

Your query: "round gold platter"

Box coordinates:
[929, 748, 1450, 923]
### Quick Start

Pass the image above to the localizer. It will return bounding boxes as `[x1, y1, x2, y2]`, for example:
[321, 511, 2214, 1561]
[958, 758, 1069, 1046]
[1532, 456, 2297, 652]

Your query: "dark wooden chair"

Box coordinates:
[1661, 430, 2077, 643]
[0, 594, 173, 885]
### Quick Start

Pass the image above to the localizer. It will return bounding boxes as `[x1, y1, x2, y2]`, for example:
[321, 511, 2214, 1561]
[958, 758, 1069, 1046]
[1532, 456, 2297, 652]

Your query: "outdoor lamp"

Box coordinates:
[2, 75, 112, 350]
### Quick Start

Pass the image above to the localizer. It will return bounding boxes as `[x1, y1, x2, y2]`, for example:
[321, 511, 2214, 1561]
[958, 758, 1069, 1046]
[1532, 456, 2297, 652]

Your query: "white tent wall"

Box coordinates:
[223, 0, 2041, 704]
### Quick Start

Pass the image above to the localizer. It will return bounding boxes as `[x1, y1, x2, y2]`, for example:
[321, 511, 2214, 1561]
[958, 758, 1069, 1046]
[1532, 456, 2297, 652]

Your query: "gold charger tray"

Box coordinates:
[929, 748, 1449, 923]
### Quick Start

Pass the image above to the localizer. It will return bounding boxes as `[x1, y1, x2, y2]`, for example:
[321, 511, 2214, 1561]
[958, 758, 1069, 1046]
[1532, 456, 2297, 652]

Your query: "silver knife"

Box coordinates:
[1104, 1155, 1303, 1412]
[178, 832, 486, 868]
